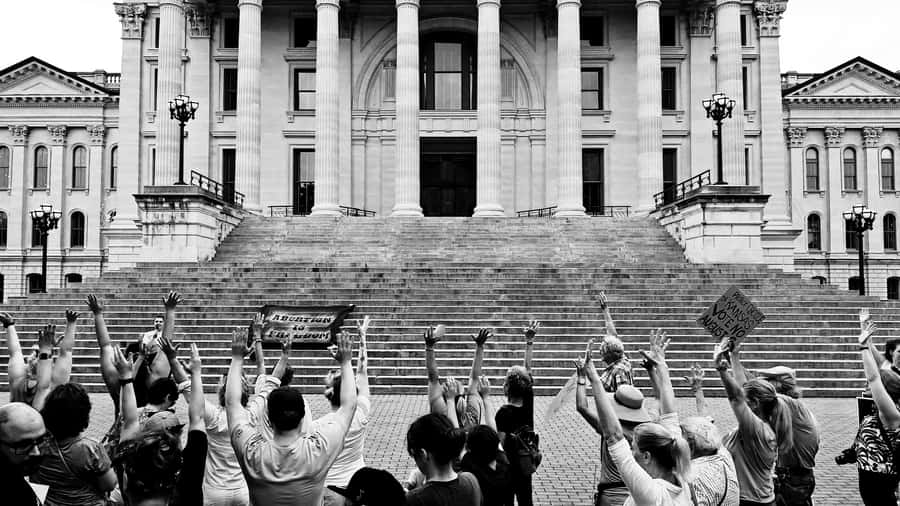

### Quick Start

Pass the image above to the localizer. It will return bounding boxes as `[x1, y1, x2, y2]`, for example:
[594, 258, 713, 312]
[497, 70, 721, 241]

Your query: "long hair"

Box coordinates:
[744, 379, 794, 454]
[406, 413, 466, 466]
[633, 422, 692, 486]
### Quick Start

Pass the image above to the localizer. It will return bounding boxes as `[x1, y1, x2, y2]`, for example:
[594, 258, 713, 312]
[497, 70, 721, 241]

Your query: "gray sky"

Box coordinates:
[0, 0, 897, 74]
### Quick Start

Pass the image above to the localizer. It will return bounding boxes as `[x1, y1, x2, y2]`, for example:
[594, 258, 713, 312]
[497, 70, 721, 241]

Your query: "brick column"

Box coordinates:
[825, 127, 845, 252]
[864, 127, 884, 253]
[236, 0, 262, 210]
[8, 126, 28, 251]
[48, 126, 67, 251]
[473, 0, 504, 217]
[156, 0, 185, 185]
[786, 127, 806, 223]
[554, 0, 585, 217]
[311, 0, 343, 216]
[185, 3, 213, 176]
[636, 0, 663, 212]
[392, 0, 423, 217]
[715, 0, 745, 184]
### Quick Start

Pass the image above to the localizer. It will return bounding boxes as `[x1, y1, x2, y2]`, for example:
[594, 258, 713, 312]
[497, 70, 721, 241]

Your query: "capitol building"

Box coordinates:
[0, 0, 899, 301]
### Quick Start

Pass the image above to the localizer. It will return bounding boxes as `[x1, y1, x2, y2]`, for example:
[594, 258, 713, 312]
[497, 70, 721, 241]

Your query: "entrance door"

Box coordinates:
[583, 149, 605, 214]
[292, 149, 315, 215]
[662, 148, 678, 204]
[421, 138, 476, 216]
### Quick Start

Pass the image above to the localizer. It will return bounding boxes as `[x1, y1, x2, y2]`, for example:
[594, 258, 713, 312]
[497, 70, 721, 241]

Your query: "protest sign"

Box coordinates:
[695, 286, 765, 343]
[255, 304, 355, 349]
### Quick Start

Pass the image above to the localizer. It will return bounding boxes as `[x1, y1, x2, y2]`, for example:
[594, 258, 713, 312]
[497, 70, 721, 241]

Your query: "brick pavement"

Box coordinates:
[2, 392, 863, 506]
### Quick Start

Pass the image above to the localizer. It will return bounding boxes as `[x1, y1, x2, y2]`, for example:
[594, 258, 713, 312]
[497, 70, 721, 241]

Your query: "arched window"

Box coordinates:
[71, 146, 87, 189]
[846, 218, 861, 250]
[421, 33, 477, 110]
[70, 211, 85, 248]
[886, 214, 898, 251]
[812, 276, 827, 285]
[65, 273, 82, 286]
[883, 148, 896, 191]
[805, 148, 819, 190]
[843, 148, 858, 190]
[889, 277, 900, 300]
[0, 146, 10, 189]
[109, 146, 118, 189]
[849, 276, 863, 293]
[0, 211, 6, 248]
[31, 217, 43, 247]
[33, 146, 49, 189]
[26, 273, 43, 294]
[807, 214, 821, 251]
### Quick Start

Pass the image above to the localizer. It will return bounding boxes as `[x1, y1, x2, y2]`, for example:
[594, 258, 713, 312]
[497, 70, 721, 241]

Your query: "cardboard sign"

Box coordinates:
[696, 286, 766, 342]
[255, 304, 355, 349]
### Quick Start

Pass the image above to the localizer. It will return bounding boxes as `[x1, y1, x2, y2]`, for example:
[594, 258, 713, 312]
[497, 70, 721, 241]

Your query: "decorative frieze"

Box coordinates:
[186, 2, 214, 38]
[754, 0, 787, 37]
[48, 125, 68, 145]
[824, 127, 845, 147]
[9, 125, 29, 145]
[786, 127, 806, 148]
[688, 3, 715, 37]
[114, 3, 147, 39]
[863, 127, 883, 148]
[88, 125, 107, 145]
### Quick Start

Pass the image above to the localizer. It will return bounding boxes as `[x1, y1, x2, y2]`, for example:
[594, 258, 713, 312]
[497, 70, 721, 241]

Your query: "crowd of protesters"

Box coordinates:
[0, 290, 897, 505]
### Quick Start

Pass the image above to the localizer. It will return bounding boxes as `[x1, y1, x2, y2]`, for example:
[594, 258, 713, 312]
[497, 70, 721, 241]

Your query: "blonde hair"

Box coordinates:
[634, 422, 693, 486]
[744, 379, 794, 454]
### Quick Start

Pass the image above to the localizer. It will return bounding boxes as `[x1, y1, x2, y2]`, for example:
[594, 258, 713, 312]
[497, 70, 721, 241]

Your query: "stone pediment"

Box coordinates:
[784, 57, 900, 104]
[0, 56, 111, 102]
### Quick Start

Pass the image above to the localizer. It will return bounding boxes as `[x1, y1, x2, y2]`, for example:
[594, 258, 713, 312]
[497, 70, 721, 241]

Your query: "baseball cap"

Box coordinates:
[755, 366, 796, 378]
[611, 385, 651, 424]
[681, 416, 722, 454]
[142, 410, 183, 434]
[328, 467, 406, 506]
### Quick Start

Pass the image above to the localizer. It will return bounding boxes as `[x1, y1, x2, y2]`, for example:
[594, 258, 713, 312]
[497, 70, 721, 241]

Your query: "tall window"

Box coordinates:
[805, 148, 820, 190]
[0, 211, 6, 247]
[31, 218, 43, 247]
[293, 69, 316, 110]
[154, 17, 161, 48]
[889, 277, 900, 300]
[33, 146, 49, 189]
[222, 18, 239, 48]
[109, 146, 118, 189]
[662, 148, 678, 204]
[293, 17, 316, 47]
[843, 148, 858, 190]
[583, 149, 605, 214]
[26, 274, 43, 294]
[742, 67, 749, 107]
[223, 68, 238, 111]
[421, 34, 476, 110]
[661, 67, 677, 110]
[580, 16, 605, 46]
[807, 214, 821, 251]
[70, 212, 85, 248]
[222, 148, 236, 203]
[885, 214, 897, 251]
[292, 149, 315, 216]
[882, 147, 896, 190]
[151, 67, 159, 110]
[0, 146, 9, 189]
[740, 15, 748, 45]
[581, 69, 604, 110]
[660, 15, 677, 46]
[71, 146, 87, 189]
[150, 147, 157, 185]
[846, 218, 861, 250]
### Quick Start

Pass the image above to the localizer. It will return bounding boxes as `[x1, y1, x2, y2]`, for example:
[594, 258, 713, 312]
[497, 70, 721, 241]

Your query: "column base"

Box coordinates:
[391, 204, 423, 217]
[554, 204, 587, 218]
[472, 204, 505, 217]
[310, 203, 343, 217]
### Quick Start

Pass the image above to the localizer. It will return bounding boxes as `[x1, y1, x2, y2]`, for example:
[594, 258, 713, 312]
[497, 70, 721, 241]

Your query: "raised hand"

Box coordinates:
[162, 291, 183, 309]
[443, 377, 461, 400]
[477, 375, 491, 397]
[471, 328, 493, 346]
[424, 325, 444, 348]
[37, 324, 57, 353]
[0, 312, 14, 328]
[85, 294, 104, 314]
[65, 309, 79, 323]
[231, 328, 251, 358]
[523, 320, 540, 342]
[573, 356, 587, 377]
[113, 346, 135, 380]
[860, 317, 878, 347]
[357, 315, 372, 337]
[714, 338, 733, 370]
[187, 342, 202, 374]
[640, 328, 670, 369]
[332, 329, 352, 364]
[683, 363, 704, 392]
[158, 335, 180, 359]
[598, 291, 609, 310]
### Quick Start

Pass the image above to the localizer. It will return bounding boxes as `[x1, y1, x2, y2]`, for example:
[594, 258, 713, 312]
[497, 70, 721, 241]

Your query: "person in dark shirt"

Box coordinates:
[460, 425, 514, 506]
[405, 413, 481, 506]
[0, 402, 50, 506]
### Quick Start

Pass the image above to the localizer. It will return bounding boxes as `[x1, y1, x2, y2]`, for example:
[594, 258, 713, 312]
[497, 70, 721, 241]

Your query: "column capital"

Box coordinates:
[9, 125, 29, 145]
[238, 0, 263, 7]
[88, 125, 107, 145]
[557, 0, 581, 7]
[396, 0, 419, 7]
[114, 2, 147, 39]
[786, 127, 806, 148]
[754, 0, 787, 37]
[48, 125, 68, 145]
[863, 127, 884, 148]
[824, 127, 845, 147]
[316, 0, 341, 7]
[635, 0, 661, 6]
[477, 0, 502, 6]
[158, 0, 184, 6]
[688, 3, 715, 37]
[186, 2, 215, 38]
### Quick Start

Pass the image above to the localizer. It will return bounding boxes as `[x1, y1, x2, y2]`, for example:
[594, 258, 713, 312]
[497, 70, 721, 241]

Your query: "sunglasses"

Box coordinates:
[1, 433, 52, 455]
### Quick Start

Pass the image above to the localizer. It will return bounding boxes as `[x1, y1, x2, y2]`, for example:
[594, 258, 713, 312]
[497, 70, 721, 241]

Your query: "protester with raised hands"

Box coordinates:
[459, 328, 493, 430]
[30, 325, 57, 411]
[854, 312, 900, 505]
[2, 312, 48, 408]
[596, 293, 633, 393]
[84, 295, 122, 413]
[424, 324, 449, 417]
[227, 327, 357, 505]
[405, 413, 481, 506]
[715, 339, 792, 506]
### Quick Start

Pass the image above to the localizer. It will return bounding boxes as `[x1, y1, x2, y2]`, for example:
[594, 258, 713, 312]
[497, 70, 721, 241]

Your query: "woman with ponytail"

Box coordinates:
[583, 329, 693, 505]
[405, 413, 481, 506]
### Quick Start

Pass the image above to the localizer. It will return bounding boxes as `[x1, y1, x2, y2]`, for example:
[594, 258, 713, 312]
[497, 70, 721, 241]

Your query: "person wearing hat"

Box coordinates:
[328, 467, 406, 506]
[596, 293, 634, 394]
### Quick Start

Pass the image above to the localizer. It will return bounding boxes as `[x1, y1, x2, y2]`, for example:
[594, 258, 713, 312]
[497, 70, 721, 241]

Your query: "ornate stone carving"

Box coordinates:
[754, 0, 787, 37]
[688, 3, 715, 37]
[88, 125, 107, 145]
[48, 125, 68, 145]
[114, 3, 147, 39]
[863, 127, 883, 148]
[186, 2, 214, 38]
[786, 127, 806, 148]
[824, 127, 845, 147]
[9, 125, 29, 145]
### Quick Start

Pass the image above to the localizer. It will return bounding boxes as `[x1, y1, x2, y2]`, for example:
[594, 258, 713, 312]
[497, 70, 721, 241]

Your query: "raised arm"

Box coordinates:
[113, 346, 140, 441]
[585, 349, 624, 444]
[356, 317, 371, 399]
[32, 325, 57, 410]
[467, 328, 491, 396]
[859, 309, 888, 368]
[249, 313, 266, 377]
[85, 295, 120, 412]
[859, 315, 900, 429]
[477, 376, 496, 430]
[731, 341, 749, 386]
[0, 313, 27, 397]
[523, 320, 539, 374]
[425, 325, 446, 416]
[51, 309, 79, 387]
[684, 363, 708, 416]
[148, 291, 182, 381]
[270, 332, 292, 382]
[332, 330, 358, 427]
[640, 329, 675, 416]
[159, 335, 189, 384]
[715, 342, 758, 432]
[186, 343, 206, 433]
[599, 292, 618, 338]
[574, 339, 602, 433]
[226, 329, 252, 430]
[442, 378, 462, 429]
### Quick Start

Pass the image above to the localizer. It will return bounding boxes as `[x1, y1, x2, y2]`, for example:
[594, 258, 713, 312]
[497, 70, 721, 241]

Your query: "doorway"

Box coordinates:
[292, 148, 315, 216]
[420, 138, 476, 216]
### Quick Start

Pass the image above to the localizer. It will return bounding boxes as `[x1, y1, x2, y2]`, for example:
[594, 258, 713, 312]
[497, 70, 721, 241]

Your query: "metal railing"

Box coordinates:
[516, 206, 557, 218]
[588, 206, 631, 217]
[190, 170, 244, 208]
[267, 205, 376, 217]
[653, 170, 711, 209]
[340, 206, 376, 217]
[269, 205, 297, 217]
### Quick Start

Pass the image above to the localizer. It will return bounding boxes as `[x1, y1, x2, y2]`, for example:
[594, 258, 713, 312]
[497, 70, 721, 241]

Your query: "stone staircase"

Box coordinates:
[2, 215, 897, 397]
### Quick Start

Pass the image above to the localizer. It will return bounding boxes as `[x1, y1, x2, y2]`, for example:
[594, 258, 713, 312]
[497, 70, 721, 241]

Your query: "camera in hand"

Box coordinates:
[835, 447, 857, 466]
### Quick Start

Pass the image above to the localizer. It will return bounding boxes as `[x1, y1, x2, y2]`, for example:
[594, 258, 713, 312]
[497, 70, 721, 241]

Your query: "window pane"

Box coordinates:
[223, 18, 239, 48]
[0, 212, 6, 247]
[660, 15, 677, 46]
[110, 147, 118, 189]
[581, 91, 599, 110]
[883, 149, 895, 190]
[300, 151, 315, 181]
[299, 71, 316, 91]
[223, 69, 238, 111]
[844, 149, 857, 190]
[0, 147, 8, 188]
[294, 17, 316, 48]
[661, 68, 677, 110]
[581, 16, 605, 46]
[886, 215, 897, 250]
[434, 43, 461, 72]
[581, 71, 598, 90]
[807, 215, 821, 250]
[299, 92, 316, 110]
[0, 146, 9, 167]
[435, 73, 462, 109]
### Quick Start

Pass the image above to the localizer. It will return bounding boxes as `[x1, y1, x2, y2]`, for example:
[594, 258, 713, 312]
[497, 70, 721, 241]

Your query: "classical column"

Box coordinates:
[392, 0, 423, 216]
[156, 0, 185, 185]
[786, 127, 806, 223]
[311, 0, 342, 216]
[87, 126, 106, 249]
[8, 126, 28, 251]
[715, 0, 745, 184]
[863, 127, 884, 252]
[473, 0, 504, 216]
[186, 2, 213, 176]
[755, 0, 790, 227]
[688, 4, 715, 177]
[112, 2, 145, 228]
[554, 0, 585, 217]
[48, 125, 67, 251]
[825, 127, 845, 252]
[636, 0, 663, 212]
[236, 0, 262, 210]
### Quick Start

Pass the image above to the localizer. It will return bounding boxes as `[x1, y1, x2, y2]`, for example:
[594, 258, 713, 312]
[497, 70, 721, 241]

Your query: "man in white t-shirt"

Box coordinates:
[225, 328, 358, 506]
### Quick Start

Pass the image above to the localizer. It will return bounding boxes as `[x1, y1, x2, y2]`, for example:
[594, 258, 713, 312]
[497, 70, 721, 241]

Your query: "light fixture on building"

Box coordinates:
[843, 204, 877, 296]
[702, 92, 736, 185]
[29, 204, 61, 294]
[169, 94, 199, 185]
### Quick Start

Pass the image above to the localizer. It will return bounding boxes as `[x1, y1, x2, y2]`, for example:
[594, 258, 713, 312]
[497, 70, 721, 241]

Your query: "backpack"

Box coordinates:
[507, 425, 542, 476]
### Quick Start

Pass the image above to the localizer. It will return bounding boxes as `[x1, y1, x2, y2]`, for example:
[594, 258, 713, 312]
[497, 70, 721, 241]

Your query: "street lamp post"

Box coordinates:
[29, 205, 61, 294]
[168, 94, 199, 185]
[843, 204, 877, 296]
[702, 93, 736, 185]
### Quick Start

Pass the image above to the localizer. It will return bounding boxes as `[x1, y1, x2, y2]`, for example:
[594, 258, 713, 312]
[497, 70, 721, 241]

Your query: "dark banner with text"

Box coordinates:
[254, 304, 355, 349]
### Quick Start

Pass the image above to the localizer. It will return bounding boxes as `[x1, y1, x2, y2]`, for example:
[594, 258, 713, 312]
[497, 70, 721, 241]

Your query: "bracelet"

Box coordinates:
[119, 378, 134, 385]
[577, 380, 587, 386]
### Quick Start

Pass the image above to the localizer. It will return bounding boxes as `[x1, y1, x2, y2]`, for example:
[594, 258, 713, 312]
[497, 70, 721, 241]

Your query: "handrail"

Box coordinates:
[269, 205, 296, 217]
[653, 170, 711, 209]
[340, 206, 376, 217]
[190, 170, 244, 208]
[588, 206, 631, 217]
[268, 205, 376, 217]
[516, 206, 557, 218]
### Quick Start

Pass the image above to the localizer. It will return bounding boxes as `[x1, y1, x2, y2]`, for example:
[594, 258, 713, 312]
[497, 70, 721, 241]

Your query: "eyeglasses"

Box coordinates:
[1, 433, 52, 455]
